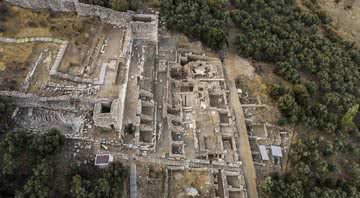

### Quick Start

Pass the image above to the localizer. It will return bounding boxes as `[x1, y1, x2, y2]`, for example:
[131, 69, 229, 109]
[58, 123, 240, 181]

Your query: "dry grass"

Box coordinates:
[0, 3, 103, 90]
[316, 0, 360, 46]
[1, 4, 97, 45]
[144, 0, 160, 8]
[27, 43, 60, 93]
[0, 43, 35, 89]
[1, 43, 34, 68]
[0, 41, 61, 91]
[1, 6, 51, 37]
[0, 62, 5, 71]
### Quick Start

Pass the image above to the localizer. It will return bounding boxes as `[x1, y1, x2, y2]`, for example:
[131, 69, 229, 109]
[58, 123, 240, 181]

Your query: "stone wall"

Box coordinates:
[5, 0, 159, 42]
[50, 40, 68, 75]
[21, 52, 44, 92]
[5, 0, 133, 27]
[0, 36, 112, 86]
[6, 0, 75, 12]
[5, 0, 159, 137]
[75, 2, 132, 27]
[0, 91, 95, 111]
[92, 25, 133, 134]
[0, 37, 65, 44]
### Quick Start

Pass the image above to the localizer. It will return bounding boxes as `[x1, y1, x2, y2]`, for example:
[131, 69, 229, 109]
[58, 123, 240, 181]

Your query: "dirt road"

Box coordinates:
[223, 52, 259, 198]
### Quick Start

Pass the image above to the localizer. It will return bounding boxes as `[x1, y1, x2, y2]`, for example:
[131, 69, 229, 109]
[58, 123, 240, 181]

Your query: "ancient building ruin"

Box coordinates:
[1, 0, 252, 197]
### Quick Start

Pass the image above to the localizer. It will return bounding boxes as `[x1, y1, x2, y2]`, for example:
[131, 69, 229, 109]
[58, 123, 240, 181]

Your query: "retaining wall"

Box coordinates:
[5, 0, 158, 39]
[6, 0, 75, 12]
[5, 0, 132, 27]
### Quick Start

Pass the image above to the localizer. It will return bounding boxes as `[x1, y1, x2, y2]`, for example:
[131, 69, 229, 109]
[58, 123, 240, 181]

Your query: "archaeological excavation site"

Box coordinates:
[0, 0, 293, 197]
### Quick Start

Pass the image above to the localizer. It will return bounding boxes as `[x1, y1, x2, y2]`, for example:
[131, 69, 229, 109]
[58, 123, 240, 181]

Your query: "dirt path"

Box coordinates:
[223, 51, 259, 198]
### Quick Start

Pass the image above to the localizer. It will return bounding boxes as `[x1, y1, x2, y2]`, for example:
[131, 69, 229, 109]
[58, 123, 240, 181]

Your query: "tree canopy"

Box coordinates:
[161, 0, 228, 50]
[70, 162, 128, 198]
[228, 0, 360, 196]
[0, 129, 65, 196]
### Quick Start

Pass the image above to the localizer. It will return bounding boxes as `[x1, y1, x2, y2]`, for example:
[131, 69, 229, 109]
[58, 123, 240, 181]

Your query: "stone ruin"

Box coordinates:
[2, 0, 159, 142]
[1, 1, 252, 197]
[159, 49, 241, 165]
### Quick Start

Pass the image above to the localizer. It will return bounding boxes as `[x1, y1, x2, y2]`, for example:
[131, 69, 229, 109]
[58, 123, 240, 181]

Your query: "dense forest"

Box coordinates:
[0, 129, 128, 197]
[161, 0, 227, 49]
[0, 129, 65, 197]
[161, 0, 360, 197]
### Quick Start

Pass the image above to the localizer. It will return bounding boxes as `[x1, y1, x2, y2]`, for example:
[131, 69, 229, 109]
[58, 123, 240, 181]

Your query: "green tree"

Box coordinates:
[16, 160, 51, 198]
[305, 81, 318, 94]
[269, 84, 290, 99]
[0, 96, 15, 130]
[1, 131, 27, 155]
[93, 178, 111, 197]
[293, 84, 310, 107]
[204, 27, 226, 50]
[341, 104, 359, 128]
[2, 153, 16, 175]
[104, 162, 127, 197]
[29, 128, 65, 156]
[161, 0, 227, 50]
[71, 175, 88, 198]
[278, 94, 301, 122]
[129, 0, 141, 10]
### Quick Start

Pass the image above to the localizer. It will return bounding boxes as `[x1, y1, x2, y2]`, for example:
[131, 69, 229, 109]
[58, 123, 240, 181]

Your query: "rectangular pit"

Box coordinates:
[219, 113, 230, 124]
[171, 143, 184, 155]
[141, 106, 153, 116]
[140, 118, 152, 126]
[252, 125, 267, 138]
[181, 94, 193, 107]
[171, 119, 182, 126]
[222, 137, 233, 150]
[167, 107, 180, 115]
[229, 191, 244, 198]
[227, 175, 241, 188]
[220, 126, 233, 135]
[100, 102, 112, 113]
[170, 67, 187, 80]
[139, 130, 153, 143]
[209, 94, 226, 109]
[180, 84, 193, 92]
[140, 79, 152, 92]
[171, 132, 183, 141]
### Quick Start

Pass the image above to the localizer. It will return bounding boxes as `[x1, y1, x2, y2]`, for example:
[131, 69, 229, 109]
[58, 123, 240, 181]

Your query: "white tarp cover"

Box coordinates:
[271, 145, 283, 157]
[259, 145, 269, 160]
[185, 187, 199, 197]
